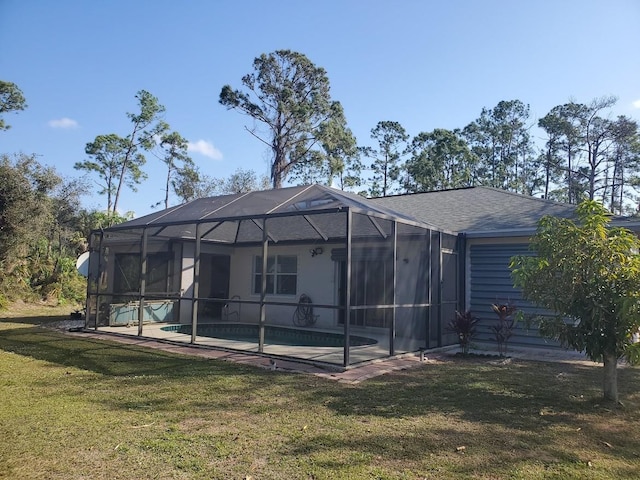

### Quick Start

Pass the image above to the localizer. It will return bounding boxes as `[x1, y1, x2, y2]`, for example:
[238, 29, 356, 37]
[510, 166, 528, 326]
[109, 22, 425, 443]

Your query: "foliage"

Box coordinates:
[606, 115, 640, 214]
[289, 102, 360, 187]
[170, 167, 272, 203]
[215, 168, 270, 194]
[0, 79, 27, 131]
[75, 90, 166, 214]
[463, 99, 536, 194]
[0, 154, 90, 306]
[447, 310, 479, 354]
[220, 50, 353, 188]
[403, 128, 477, 192]
[0, 153, 53, 265]
[170, 164, 207, 203]
[537, 102, 590, 203]
[75, 134, 126, 214]
[536, 98, 640, 213]
[83, 209, 133, 230]
[511, 200, 640, 402]
[490, 303, 518, 356]
[152, 130, 194, 209]
[361, 120, 408, 197]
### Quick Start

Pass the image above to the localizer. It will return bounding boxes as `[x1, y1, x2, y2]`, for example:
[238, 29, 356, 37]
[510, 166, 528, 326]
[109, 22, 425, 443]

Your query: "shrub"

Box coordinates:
[491, 303, 518, 356]
[447, 310, 479, 355]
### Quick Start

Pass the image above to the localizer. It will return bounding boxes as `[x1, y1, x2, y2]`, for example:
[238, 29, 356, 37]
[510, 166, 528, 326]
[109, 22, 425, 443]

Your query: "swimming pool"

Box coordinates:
[160, 323, 378, 347]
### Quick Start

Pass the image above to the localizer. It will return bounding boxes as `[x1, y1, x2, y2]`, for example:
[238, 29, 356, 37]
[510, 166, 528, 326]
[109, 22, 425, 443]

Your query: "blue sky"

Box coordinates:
[2, 0, 639, 216]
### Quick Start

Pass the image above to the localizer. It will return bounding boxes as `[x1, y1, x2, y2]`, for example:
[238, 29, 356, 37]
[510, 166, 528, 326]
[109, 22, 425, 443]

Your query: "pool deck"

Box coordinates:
[63, 324, 599, 384]
[87, 322, 424, 366]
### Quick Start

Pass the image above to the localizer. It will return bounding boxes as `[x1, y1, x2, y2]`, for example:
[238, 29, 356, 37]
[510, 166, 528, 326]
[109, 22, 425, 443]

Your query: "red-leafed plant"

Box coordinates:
[491, 303, 518, 356]
[447, 310, 479, 355]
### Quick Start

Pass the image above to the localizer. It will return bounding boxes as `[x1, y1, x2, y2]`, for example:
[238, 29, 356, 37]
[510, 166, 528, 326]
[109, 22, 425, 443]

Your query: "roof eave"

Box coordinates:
[465, 228, 535, 239]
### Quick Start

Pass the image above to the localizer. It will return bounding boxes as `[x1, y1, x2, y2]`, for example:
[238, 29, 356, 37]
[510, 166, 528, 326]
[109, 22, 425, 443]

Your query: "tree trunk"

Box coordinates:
[567, 148, 573, 204]
[164, 165, 171, 209]
[602, 351, 618, 403]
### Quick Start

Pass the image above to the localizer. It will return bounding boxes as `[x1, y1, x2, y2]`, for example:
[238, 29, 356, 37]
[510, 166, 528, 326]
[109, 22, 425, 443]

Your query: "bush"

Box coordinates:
[447, 310, 479, 355]
[490, 303, 518, 356]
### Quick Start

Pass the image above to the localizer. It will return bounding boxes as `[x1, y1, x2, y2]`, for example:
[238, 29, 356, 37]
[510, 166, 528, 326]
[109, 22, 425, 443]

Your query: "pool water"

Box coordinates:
[160, 323, 377, 347]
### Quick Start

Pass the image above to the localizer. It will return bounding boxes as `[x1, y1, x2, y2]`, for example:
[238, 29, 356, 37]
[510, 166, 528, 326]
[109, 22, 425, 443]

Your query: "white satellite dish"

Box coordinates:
[76, 251, 91, 277]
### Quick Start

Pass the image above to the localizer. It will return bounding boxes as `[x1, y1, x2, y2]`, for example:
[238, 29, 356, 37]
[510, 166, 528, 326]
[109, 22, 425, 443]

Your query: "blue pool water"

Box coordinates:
[160, 323, 377, 347]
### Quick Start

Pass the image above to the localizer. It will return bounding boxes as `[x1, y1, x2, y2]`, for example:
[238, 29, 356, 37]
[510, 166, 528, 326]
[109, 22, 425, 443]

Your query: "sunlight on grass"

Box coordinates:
[1, 309, 639, 479]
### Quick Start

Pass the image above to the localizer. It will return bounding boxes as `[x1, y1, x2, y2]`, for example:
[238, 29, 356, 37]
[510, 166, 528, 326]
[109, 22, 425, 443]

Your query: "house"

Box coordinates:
[86, 185, 461, 367]
[85, 184, 615, 366]
[373, 187, 578, 348]
[376, 188, 640, 347]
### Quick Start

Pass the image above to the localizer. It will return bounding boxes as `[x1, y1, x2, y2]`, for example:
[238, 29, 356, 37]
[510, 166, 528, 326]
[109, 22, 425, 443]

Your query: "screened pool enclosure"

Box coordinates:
[85, 185, 460, 367]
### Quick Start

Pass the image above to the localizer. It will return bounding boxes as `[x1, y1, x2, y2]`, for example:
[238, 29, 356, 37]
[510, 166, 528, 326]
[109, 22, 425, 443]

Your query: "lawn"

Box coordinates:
[1, 306, 639, 479]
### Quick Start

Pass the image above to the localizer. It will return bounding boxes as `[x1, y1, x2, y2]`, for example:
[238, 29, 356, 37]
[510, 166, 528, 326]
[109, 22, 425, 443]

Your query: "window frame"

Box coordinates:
[113, 252, 172, 295]
[253, 254, 298, 296]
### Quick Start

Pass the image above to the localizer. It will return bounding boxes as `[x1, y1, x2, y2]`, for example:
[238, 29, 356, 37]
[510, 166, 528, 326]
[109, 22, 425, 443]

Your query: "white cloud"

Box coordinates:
[188, 139, 223, 160]
[48, 117, 79, 129]
[632, 99, 640, 109]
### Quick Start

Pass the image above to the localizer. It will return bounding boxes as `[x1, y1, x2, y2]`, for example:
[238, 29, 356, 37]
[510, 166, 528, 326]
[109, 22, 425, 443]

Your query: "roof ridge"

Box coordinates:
[374, 185, 574, 209]
[474, 186, 574, 207]
[372, 186, 477, 200]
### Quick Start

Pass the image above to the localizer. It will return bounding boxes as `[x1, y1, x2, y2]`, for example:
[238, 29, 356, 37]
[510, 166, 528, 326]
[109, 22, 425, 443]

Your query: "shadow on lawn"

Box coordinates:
[0, 313, 71, 326]
[295, 359, 640, 467]
[2, 316, 640, 476]
[322, 360, 639, 419]
[0, 321, 270, 382]
[282, 423, 640, 479]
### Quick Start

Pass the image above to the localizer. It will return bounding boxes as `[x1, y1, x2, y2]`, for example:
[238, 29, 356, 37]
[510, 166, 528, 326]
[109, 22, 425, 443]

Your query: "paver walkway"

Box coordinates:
[64, 327, 596, 384]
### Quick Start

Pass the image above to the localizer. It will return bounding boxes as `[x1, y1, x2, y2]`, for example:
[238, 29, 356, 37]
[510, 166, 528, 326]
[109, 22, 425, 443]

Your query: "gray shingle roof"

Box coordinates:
[372, 187, 577, 234]
[102, 184, 438, 244]
[109, 184, 424, 230]
[106, 184, 637, 241]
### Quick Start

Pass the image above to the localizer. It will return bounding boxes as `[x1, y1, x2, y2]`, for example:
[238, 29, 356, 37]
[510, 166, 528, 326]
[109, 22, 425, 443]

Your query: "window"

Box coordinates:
[114, 253, 172, 294]
[253, 255, 297, 295]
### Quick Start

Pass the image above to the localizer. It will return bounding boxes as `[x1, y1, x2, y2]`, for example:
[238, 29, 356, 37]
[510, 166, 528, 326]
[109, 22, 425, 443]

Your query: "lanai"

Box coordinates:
[85, 185, 460, 367]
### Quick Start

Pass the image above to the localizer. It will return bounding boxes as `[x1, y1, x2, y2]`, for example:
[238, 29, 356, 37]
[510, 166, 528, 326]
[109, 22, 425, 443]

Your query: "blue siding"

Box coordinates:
[469, 243, 560, 348]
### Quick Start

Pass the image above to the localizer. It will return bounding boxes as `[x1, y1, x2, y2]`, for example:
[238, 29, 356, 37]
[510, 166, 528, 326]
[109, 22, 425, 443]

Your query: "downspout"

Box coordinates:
[138, 228, 148, 337]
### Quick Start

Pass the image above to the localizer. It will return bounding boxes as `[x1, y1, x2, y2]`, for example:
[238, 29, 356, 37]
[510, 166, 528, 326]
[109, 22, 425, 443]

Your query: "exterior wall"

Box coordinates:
[393, 237, 430, 344]
[103, 239, 179, 295]
[178, 242, 234, 322]
[466, 237, 560, 348]
[394, 239, 427, 305]
[176, 230, 456, 349]
[178, 236, 439, 340]
[180, 242, 343, 327]
[228, 243, 342, 328]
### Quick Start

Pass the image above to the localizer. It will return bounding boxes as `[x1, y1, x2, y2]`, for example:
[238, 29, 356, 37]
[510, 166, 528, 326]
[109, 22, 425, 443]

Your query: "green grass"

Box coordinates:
[1, 307, 639, 479]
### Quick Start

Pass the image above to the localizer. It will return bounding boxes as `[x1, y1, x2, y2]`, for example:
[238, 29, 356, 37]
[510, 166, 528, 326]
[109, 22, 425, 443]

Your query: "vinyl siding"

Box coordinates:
[469, 243, 560, 348]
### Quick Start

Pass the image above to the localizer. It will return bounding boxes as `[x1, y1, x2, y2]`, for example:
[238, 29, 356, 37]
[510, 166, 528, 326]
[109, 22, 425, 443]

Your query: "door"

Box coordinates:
[199, 253, 230, 320]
